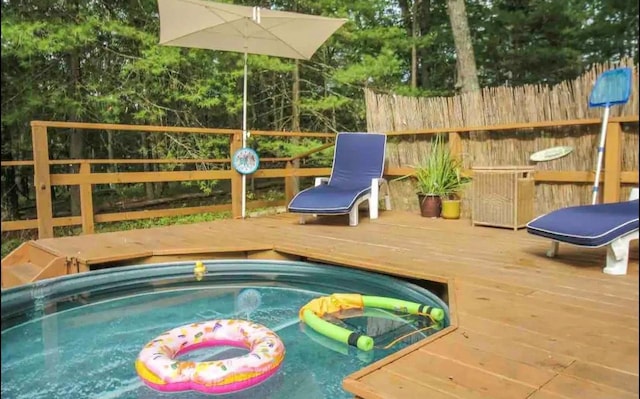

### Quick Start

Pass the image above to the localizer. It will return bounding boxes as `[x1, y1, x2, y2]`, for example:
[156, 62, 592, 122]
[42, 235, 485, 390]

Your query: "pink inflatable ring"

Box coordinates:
[135, 319, 285, 394]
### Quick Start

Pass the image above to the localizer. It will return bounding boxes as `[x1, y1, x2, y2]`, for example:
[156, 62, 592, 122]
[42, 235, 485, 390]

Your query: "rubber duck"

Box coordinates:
[194, 261, 206, 281]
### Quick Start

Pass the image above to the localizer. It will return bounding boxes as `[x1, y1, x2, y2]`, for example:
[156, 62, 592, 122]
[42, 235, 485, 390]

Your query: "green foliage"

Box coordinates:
[2, 0, 635, 139]
[1, 238, 24, 260]
[94, 212, 232, 233]
[48, 211, 233, 238]
[472, 0, 587, 85]
[333, 48, 405, 88]
[570, 0, 639, 65]
[256, 137, 334, 166]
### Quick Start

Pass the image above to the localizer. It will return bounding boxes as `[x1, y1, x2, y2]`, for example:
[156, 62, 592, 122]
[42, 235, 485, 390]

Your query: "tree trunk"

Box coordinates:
[1, 128, 19, 220]
[140, 133, 155, 200]
[411, 0, 421, 89]
[68, 49, 83, 216]
[150, 135, 164, 197]
[419, 0, 431, 88]
[290, 60, 301, 193]
[447, 0, 480, 93]
[107, 130, 117, 189]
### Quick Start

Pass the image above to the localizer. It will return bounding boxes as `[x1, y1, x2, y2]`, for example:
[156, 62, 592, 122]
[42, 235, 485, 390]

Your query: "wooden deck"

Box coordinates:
[2, 210, 638, 399]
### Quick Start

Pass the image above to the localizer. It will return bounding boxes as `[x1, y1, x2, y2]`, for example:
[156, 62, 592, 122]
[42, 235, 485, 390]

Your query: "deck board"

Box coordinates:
[33, 219, 274, 264]
[7, 210, 638, 399]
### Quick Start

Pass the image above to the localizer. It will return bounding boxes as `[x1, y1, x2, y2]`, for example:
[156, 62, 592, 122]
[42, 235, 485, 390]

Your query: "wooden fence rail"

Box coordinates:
[1, 117, 638, 239]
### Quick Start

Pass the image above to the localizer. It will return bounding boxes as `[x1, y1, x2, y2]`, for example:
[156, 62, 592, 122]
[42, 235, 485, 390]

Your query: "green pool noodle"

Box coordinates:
[362, 296, 445, 322]
[302, 309, 374, 351]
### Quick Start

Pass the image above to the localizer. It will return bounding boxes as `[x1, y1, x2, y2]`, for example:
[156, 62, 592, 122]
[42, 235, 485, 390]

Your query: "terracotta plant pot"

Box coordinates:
[417, 193, 441, 218]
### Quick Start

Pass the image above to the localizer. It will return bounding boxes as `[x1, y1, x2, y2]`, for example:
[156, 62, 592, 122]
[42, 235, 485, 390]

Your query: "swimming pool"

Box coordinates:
[1, 260, 449, 398]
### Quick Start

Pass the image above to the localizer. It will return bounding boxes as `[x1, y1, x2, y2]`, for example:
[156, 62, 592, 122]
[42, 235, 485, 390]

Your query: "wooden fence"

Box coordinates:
[1, 116, 638, 240]
[1, 121, 335, 239]
[383, 117, 638, 217]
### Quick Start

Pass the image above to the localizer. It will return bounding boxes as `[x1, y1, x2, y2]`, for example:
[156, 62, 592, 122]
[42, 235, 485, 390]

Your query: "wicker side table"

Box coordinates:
[471, 166, 535, 230]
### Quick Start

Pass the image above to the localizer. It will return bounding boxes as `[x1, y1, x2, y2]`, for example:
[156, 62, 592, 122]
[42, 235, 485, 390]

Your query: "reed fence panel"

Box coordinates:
[367, 60, 639, 217]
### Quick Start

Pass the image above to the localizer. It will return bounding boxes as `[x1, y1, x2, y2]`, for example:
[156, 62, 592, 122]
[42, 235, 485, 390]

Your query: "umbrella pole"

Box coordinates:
[241, 50, 248, 218]
[242, 51, 248, 148]
[591, 105, 610, 205]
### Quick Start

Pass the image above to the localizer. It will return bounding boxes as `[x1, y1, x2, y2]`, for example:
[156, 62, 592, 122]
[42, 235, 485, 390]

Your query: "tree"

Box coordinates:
[474, 0, 584, 86]
[573, 0, 639, 65]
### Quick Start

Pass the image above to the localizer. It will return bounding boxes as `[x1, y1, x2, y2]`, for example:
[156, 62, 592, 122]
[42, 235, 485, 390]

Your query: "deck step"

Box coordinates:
[1, 262, 44, 288]
[2, 242, 71, 288]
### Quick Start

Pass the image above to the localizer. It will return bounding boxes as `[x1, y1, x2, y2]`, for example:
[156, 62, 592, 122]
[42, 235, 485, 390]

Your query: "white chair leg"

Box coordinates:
[546, 241, 559, 257]
[368, 200, 379, 220]
[369, 181, 379, 220]
[603, 231, 638, 275]
[380, 178, 391, 210]
[349, 207, 359, 226]
[299, 215, 307, 225]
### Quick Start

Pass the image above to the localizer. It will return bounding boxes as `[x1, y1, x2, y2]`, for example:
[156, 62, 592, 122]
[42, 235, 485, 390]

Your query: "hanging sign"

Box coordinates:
[232, 148, 260, 175]
[530, 146, 573, 162]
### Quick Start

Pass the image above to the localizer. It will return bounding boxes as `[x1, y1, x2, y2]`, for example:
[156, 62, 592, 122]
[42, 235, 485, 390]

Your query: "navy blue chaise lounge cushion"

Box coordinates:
[288, 185, 371, 214]
[526, 200, 639, 247]
[288, 133, 386, 215]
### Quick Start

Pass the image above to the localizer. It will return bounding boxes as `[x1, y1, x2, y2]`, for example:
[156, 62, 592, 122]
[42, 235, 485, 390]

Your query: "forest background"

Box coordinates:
[1, 0, 638, 254]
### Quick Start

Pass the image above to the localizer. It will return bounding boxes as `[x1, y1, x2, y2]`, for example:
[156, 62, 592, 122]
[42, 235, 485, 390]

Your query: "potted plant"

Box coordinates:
[439, 157, 471, 219]
[413, 134, 471, 218]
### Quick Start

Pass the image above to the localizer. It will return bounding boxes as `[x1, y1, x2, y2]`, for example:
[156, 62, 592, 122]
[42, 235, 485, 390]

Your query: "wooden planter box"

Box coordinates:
[471, 166, 535, 230]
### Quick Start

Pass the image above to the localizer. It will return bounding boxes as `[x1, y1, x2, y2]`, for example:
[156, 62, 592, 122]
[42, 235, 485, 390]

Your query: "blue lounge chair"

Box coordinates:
[288, 132, 391, 226]
[526, 189, 639, 275]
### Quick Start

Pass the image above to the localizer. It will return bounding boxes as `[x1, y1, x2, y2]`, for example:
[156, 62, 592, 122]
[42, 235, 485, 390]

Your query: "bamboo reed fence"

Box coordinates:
[366, 59, 639, 216]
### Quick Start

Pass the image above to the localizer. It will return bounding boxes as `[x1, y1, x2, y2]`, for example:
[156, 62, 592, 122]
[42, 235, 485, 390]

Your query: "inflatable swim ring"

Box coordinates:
[299, 293, 445, 351]
[135, 319, 285, 394]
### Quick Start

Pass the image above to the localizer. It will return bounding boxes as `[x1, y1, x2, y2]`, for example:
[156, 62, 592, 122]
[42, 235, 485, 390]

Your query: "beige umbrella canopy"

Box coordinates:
[158, 0, 347, 60]
[157, 0, 347, 218]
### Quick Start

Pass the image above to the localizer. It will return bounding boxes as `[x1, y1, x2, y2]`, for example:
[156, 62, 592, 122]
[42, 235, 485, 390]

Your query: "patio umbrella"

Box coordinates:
[157, 0, 347, 218]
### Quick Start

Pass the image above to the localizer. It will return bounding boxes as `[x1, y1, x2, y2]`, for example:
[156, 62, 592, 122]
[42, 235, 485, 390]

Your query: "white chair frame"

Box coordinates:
[546, 188, 639, 275]
[298, 177, 392, 227]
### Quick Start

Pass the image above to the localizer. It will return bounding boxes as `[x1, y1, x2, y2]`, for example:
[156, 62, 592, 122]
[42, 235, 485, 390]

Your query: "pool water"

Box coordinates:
[1, 260, 449, 399]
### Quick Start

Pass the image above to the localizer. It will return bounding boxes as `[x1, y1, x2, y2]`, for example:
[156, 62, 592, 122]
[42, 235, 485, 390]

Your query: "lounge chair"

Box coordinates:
[526, 188, 639, 275]
[287, 132, 391, 226]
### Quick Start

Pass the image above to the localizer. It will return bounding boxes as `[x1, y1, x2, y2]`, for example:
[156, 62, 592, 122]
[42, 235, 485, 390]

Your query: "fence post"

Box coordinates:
[230, 132, 243, 218]
[79, 162, 95, 234]
[603, 122, 622, 203]
[31, 122, 54, 239]
[285, 161, 296, 204]
[449, 132, 463, 159]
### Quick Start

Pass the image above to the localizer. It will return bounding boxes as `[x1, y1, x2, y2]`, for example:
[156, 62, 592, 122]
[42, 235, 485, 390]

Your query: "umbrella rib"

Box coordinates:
[250, 19, 310, 60]
[160, 3, 246, 46]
